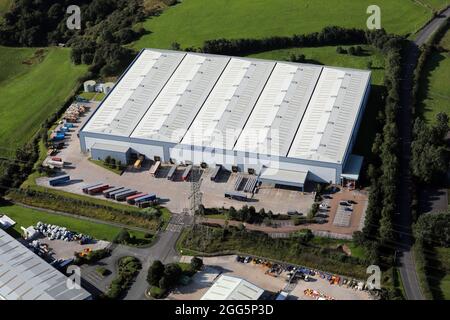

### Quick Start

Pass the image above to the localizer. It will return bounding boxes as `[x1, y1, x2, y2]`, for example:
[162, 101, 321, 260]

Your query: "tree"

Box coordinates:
[110, 158, 117, 169]
[190, 257, 203, 271]
[115, 229, 131, 244]
[147, 260, 165, 286]
[105, 155, 112, 165]
[162, 263, 182, 288]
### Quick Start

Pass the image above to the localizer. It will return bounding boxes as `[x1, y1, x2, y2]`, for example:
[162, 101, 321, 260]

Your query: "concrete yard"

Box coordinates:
[40, 237, 109, 260]
[172, 255, 371, 301]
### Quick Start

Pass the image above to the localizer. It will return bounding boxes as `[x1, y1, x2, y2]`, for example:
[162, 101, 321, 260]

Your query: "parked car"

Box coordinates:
[345, 207, 353, 212]
[244, 256, 252, 263]
[339, 201, 350, 206]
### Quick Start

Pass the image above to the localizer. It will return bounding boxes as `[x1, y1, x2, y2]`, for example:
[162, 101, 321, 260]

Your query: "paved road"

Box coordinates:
[396, 6, 450, 301]
[123, 213, 193, 300]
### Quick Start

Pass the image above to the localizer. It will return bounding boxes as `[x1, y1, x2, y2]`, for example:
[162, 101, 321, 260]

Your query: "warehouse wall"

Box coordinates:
[81, 133, 341, 183]
[91, 148, 129, 164]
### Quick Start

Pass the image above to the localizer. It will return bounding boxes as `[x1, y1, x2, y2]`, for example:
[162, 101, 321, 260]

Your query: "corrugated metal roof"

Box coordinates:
[201, 275, 264, 300]
[234, 63, 322, 156]
[0, 229, 91, 300]
[259, 167, 308, 187]
[131, 53, 229, 143]
[181, 58, 275, 149]
[82, 49, 371, 164]
[84, 50, 185, 136]
[288, 67, 370, 163]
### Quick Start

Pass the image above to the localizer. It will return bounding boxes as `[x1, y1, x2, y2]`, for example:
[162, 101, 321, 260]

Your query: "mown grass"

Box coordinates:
[249, 45, 385, 85]
[79, 91, 106, 101]
[133, 0, 431, 49]
[6, 188, 163, 231]
[0, 203, 148, 242]
[419, 0, 450, 11]
[89, 159, 124, 175]
[0, 47, 87, 158]
[417, 28, 450, 124]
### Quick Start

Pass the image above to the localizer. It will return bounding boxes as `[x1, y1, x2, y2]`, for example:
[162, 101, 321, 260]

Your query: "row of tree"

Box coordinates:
[358, 31, 405, 270]
[200, 26, 367, 56]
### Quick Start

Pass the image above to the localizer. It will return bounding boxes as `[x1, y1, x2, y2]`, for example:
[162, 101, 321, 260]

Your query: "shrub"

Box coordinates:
[190, 257, 203, 271]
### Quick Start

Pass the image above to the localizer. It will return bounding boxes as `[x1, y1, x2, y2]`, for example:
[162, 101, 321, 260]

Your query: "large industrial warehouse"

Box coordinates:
[80, 49, 371, 188]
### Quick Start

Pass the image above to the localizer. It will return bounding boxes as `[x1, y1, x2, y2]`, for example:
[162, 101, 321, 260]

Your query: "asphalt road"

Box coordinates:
[396, 6, 450, 301]
[123, 213, 193, 300]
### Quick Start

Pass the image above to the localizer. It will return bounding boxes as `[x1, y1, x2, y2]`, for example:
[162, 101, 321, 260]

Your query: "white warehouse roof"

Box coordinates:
[82, 49, 371, 164]
[0, 229, 91, 300]
[201, 275, 264, 300]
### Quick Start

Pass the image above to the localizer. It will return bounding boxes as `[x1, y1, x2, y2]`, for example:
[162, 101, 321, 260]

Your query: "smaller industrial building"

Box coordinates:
[201, 275, 264, 300]
[0, 229, 91, 300]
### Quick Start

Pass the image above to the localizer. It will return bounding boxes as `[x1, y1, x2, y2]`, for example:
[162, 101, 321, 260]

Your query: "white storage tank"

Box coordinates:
[83, 80, 96, 93]
[102, 82, 115, 94]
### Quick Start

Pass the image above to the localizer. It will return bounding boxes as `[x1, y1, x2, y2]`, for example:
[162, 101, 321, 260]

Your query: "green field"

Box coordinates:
[418, 28, 450, 124]
[0, 203, 147, 242]
[435, 247, 450, 299]
[249, 45, 385, 85]
[420, 0, 450, 11]
[0, 0, 11, 16]
[0, 46, 87, 157]
[133, 0, 432, 49]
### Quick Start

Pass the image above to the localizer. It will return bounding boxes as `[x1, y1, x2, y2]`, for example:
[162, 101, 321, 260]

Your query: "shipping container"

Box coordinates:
[49, 175, 70, 186]
[167, 165, 177, 181]
[102, 186, 123, 198]
[182, 165, 193, 181]
[87, 184, 110, 195]
[126, 193, 146, 204]
[134, 193, 156, 204]
[109, 188, 130, 199]
[82, 183, 103, 194]
[115, 190, 137, 201]
[224, 191, 248, 201]
[149, 161, 161, 176]
[47, 160, 64, 169]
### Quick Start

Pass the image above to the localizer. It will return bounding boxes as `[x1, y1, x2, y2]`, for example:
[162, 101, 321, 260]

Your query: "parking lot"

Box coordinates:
[36, 102, 314, 215]
[171, 255, 371, 300]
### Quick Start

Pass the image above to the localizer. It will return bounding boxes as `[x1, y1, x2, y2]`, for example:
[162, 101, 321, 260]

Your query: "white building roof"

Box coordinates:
[259, 167, 308, 187]
[82, 49, 371, 164]
[234, 63, 321, 156]
[201, 275, 264, 300]
[288, 68, 371, 163]
[0, 229, 91, 300]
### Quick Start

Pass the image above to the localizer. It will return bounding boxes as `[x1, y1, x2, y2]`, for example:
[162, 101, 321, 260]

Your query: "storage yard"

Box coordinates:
[171, 255, 371, 300]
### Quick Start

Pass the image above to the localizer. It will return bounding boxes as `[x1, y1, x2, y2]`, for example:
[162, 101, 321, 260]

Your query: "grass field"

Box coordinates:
[133, 0, 432, 49]
[0, 46, 87, 157]
[249, 45, 385, 85]
[420, 0, 450, 11]
[418, 28, 450, 124]
[0, 203, 148, 242]
[434, 247, 450, 299]
[0, 0, 11, 16]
